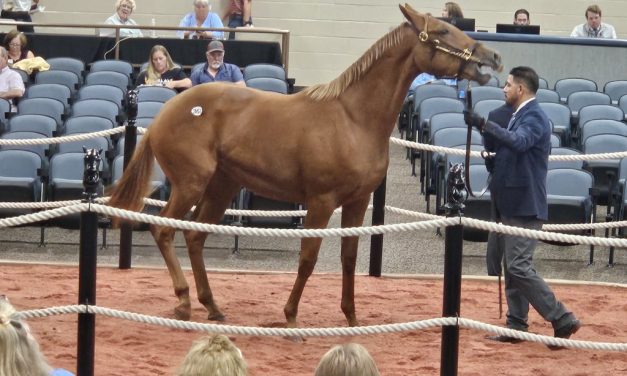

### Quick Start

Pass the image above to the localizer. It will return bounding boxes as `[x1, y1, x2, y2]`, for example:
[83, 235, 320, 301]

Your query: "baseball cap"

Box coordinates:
[208, 40, 224, 53]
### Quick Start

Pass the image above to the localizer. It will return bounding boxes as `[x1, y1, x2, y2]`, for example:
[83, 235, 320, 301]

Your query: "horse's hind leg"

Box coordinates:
[151, 184, 206, 321]
[339, 195, 370, 327]
[284, 197, 335, 328]
[183, 172, 240, 321]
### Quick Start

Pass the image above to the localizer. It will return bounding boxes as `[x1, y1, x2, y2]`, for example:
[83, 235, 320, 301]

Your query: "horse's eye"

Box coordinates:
[440, 29, 449, 36]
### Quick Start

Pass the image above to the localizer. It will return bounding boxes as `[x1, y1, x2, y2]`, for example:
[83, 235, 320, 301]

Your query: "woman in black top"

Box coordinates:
[136, 45, 191, 92]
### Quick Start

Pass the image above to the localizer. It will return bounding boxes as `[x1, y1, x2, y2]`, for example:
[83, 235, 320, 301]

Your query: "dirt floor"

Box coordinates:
[2, 263, 626, 376]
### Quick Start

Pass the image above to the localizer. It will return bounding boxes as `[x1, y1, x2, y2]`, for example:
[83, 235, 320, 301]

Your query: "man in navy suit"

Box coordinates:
[483, 103, 513, 277]
[465, 66, 580, 345]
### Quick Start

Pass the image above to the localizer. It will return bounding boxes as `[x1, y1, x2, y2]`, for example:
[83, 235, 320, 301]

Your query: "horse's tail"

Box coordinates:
[107, 132, 155, 227]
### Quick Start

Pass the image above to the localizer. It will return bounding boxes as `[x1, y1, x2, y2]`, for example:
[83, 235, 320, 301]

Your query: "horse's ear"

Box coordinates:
[399, 3, 423, 29]
[82, 146, 87, 153]
[98, 148, 103, 156]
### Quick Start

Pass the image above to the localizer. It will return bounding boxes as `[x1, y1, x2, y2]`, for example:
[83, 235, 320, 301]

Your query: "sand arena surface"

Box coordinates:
[1, 263, 626, 375]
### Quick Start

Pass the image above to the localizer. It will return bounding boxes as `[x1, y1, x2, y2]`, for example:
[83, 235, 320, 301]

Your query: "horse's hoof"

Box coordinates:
[208, 312, 225, 322]
[174, 305, 191, 321]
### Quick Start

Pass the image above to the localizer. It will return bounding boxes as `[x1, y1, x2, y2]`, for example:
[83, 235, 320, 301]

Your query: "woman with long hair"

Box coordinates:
[442, 2, 464, 19]
[136, 45, 192, 92]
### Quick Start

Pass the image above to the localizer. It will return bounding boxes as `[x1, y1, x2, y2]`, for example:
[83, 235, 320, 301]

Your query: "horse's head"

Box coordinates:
[399, 4, 502, 84]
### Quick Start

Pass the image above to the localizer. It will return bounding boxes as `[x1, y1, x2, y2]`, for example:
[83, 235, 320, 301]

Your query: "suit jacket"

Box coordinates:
[484, 104, 514, 173]
[484, 99, 551, 220]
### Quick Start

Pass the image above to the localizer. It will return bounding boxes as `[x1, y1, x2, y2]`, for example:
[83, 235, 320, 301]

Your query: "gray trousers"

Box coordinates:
[501, 216, 574, 331]
[486, 197, 504, 276]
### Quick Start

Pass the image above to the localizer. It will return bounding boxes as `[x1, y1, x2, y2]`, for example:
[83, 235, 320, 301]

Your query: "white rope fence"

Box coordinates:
[14, 304, 626, 352]
[389, 136, 627, 161]
[0, 128, 126, 145]
[2, 200, 627, 247]
[1, 128, 625, 161]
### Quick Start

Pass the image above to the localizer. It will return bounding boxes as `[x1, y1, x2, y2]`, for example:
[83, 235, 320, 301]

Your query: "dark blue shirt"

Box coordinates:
[190, 63, 244, 85]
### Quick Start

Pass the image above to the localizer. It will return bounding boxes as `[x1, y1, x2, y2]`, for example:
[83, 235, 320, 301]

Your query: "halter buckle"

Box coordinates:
[460, 48, 473, 61]
[419, 31, 428, 42]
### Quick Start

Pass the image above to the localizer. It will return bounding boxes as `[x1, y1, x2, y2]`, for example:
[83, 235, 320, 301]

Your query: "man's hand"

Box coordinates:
[464, 109, 486, 132]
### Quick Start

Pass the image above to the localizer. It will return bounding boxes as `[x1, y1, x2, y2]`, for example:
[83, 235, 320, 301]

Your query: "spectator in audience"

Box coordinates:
[0, 46, 25, 111]
[408, 73, 457, 95]
[314, 343, 380, 376]
[464, 66, 581, 346]
[570, 4, 616, 39]
[441, 2, 463, 19]
[190, 40, 245, 86]
[3, 30, 34, 65]
[136, 45, 191, 92]
[513, 9, 530, 25]
[0, 296, 74, 376]
[177, 334, 247, 376]
[101, 0, 143, 37]
[178, 0, 224, 40]
[222, 0, 252, 40]
[0, 0, 39, 33]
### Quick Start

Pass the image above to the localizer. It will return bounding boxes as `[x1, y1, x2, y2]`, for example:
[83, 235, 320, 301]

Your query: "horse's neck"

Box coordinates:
[341, 35, 420, 137]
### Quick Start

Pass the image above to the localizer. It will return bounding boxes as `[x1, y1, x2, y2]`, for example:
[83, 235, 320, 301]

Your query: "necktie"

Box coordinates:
[507, 114, 517, 130]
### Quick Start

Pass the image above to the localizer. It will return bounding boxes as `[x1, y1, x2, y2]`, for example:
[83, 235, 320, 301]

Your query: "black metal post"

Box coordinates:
[119, 90, 138, 269]
[369, 175, 387, 277]
[440, 163, 466, 376]
[77, 148, 102, 376]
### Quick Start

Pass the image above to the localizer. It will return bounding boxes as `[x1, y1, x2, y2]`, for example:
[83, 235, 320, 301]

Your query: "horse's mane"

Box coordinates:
[303, 24, 409, 101]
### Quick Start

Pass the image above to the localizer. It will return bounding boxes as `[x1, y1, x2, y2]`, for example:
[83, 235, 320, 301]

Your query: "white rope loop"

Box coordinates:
[389, 136, 627, 161]
[0, 128, 126, 145]
[15, 305, 627, 351]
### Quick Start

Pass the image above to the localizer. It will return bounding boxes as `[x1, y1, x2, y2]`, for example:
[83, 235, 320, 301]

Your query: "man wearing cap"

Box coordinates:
[190, 40, 245, 86]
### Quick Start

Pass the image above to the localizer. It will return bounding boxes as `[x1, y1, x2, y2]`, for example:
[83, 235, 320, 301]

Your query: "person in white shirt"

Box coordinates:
[0, 46, 25, 111]
[101, 0, 143, 37]
[570, 4, 616, 39]
[0, 0, 39, 33]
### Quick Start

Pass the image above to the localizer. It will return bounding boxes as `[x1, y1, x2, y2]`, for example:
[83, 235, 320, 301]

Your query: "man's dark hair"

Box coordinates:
[514, 9, 529, 20]
[510, 66, 539, 94]
[586, 4, 602, 17]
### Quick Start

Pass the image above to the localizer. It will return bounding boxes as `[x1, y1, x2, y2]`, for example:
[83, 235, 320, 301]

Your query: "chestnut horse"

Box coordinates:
[108, 4, 502, 327]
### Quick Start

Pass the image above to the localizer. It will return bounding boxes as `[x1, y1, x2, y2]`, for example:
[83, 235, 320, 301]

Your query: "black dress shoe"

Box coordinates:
[554, 319, 581, 338]
[486, 334, 524, 344]
[548, 319, 581, 350]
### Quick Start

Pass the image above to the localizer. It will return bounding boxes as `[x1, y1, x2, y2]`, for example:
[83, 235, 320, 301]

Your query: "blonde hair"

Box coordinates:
[0, 298, 52, 376]
[115, 0, 136, 12]
[145, 45, 176, 84]
[314, 343, 380, 376]
[178, 334, 247, 376]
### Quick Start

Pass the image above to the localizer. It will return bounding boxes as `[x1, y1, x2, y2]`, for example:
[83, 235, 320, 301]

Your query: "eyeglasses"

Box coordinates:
[9, 43, 21, 47]
[120, 4, 133, 10]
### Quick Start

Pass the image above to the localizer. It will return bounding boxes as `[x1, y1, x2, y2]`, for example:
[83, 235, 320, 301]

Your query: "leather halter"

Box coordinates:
[410, 15, 484, 199]
[413, 15, 483, 79]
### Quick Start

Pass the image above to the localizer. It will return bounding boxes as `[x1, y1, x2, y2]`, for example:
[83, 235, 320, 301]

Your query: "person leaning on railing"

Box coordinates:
[101, 0, 143, 38]
[0, 0, 39, 33]
[178, 0, 224, 40]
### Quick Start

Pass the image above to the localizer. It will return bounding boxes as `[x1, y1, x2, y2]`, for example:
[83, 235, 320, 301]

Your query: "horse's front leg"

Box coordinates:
[340, 195, 371, 327]
[284, 197, 335, 328]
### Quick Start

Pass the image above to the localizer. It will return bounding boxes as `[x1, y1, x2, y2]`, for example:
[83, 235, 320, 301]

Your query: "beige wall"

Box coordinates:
[20, 1, 627, 85]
